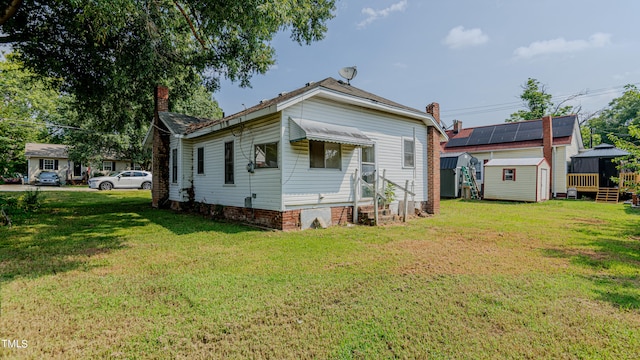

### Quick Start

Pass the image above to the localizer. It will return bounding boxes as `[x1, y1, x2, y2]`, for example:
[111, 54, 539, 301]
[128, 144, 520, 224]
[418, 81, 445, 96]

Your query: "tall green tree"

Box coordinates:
[0, 1, 335, 163]
[586, 84, 640, 146]
[507, 78, 575, 122]
[0, 52, 62, 175]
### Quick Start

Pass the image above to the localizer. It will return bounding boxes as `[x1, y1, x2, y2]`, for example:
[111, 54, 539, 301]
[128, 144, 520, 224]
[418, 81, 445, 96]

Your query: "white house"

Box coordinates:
[483, 158, 551, 202]
[148, 78, 447, 230]
[441, 115, 584, 198]
[24, 143, 133, 184]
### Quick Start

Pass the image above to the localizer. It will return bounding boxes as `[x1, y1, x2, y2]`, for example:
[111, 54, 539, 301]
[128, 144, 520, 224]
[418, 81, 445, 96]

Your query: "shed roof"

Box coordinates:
[572, 143, 630, 158]
[485, 158, 547, 167]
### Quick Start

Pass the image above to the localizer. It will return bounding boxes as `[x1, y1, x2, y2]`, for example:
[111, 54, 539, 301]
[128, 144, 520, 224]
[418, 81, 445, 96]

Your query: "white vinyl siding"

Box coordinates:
[189, 116, 282, 210]
[281, 98, 427, 209]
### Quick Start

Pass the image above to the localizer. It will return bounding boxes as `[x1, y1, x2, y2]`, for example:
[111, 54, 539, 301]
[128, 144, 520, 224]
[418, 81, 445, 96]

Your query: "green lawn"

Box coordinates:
[1, 191, 639, 359]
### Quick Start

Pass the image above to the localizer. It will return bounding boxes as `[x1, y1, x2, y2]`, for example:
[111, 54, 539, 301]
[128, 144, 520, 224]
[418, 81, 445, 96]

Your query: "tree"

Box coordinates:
[507, 78, 575, 122]
[586, 84, 640, 146]
[0, 1, 335, 164]
[608, 125, 640, 193]
[0, 52, 63, 175]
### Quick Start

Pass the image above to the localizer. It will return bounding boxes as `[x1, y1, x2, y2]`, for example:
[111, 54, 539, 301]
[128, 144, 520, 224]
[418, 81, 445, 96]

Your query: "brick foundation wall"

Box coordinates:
[168, 202, 355, 230]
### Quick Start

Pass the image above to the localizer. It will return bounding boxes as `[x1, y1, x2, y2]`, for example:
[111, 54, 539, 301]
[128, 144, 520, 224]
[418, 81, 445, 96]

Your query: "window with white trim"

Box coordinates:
[309, 140, 341, 169]
[403, 138, 415, 168]
[172, 149, 178, 183]
[43, 159, 55, 170]
[102, 161, 115, 172]
[255, 142, 278, 168]
[225, 141, 234, 184]
[197, 147, 205, 174]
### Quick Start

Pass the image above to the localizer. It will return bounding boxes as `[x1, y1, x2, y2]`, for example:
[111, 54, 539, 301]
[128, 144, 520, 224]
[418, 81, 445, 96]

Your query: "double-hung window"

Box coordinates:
[172, 149, 178, 183]
[503, 168, 516, 181]
[225, 141, 234, 184]
[403, 138, 415, 168]
[197, 147, 205, 174]
[255, 142, 278, 168]
[309, 141, 341, 169]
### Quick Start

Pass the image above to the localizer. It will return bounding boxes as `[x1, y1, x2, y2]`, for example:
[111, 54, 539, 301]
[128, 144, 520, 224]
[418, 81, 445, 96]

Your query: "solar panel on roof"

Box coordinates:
[552, 117, 574, 137]
[513, 121, 542, 142]
[489, 123, 518, 143]
[466, 127, 494, 145]
[445, 137, 470, 148]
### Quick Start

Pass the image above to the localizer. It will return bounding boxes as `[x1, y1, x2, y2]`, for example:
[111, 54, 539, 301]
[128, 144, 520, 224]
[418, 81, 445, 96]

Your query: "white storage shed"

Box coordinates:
[483, 158, 550, 202]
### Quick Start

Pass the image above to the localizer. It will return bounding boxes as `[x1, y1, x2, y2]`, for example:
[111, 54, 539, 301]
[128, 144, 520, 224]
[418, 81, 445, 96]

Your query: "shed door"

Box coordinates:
[540, 168, 548, 201]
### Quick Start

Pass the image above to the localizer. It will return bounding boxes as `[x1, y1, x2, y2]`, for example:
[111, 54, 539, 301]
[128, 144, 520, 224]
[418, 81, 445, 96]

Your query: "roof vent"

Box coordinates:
[259, 99, 268, 104]
[305, 81, 315, 87]
[278, 91, 287, 97]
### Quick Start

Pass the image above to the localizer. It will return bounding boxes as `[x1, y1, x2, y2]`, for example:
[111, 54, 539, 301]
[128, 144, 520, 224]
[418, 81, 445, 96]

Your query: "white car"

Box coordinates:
[89, 170, 152, 190]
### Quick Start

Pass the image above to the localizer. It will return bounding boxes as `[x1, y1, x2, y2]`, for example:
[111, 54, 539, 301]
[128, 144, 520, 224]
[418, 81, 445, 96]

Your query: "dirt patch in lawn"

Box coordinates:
[382, 229, 570, 276]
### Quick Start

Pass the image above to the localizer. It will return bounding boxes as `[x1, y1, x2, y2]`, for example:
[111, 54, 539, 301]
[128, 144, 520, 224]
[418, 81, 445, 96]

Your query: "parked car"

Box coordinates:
[1, 173, 23, 184]
[88, 170, 152, 190]
[35, 171, 61, 186]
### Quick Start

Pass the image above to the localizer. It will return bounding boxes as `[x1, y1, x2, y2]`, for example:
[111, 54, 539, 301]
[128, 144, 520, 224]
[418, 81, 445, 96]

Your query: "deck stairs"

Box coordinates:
[460, 166, 481, 200]
[595, 187, 619, 203]
[357, 205, 398, 226]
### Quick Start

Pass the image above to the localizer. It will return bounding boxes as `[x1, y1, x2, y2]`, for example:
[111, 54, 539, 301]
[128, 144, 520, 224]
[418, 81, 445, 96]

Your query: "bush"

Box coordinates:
[0, 189, 44, 226]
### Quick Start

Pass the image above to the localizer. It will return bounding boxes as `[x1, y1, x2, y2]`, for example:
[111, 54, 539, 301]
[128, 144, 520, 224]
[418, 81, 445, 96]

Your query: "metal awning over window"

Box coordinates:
[288, 117, 374, 147]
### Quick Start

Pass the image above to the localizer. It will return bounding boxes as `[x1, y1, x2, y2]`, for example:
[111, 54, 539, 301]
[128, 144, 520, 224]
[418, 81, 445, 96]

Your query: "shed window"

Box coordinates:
[309, 141, 341, 169]
[255, 142, 278, 168]
[197, 147, 204, 174]
[43, 159, 55, 170]
[403, 138, 415, 168]
[225, 141, 234, 184]
[503, 168, 516, 181]
[172, 149, 178, 183]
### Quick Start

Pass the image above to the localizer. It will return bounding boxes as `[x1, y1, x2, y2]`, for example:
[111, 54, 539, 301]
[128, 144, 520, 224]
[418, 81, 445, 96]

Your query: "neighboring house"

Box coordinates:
[441, 115, 584, 198]
[483, 158, 551, 202]
[24, 143, 134, 184]
[148, 77, 447, 230]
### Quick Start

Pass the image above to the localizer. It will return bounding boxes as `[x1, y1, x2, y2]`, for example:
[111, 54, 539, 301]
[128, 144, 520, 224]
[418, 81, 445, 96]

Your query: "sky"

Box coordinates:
[215, 0, 640, 130]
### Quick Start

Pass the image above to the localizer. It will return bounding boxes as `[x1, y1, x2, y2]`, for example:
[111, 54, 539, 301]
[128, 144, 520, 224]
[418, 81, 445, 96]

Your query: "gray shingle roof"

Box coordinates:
[187, 77, 427, 135]
[572, 143, 630, 158]
[158, 112, 210, 135]
[24, 143, 68, 158]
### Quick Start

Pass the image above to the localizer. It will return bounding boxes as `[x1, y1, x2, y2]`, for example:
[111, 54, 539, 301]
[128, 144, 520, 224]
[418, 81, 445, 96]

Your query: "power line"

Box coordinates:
[441, 82, 639, 119]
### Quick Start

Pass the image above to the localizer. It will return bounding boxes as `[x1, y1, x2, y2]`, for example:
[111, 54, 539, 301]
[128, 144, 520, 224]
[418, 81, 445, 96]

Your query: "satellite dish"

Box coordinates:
[338, 66, 357, 84]
[470, 157, 479, 166]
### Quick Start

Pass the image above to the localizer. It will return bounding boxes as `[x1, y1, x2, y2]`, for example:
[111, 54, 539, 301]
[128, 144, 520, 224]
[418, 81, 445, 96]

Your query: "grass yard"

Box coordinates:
[1, 191, 639, 359]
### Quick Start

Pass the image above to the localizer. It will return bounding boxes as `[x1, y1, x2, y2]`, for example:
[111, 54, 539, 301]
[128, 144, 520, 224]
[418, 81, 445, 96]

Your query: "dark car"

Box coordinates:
[35, 171, 61, 186]
[1, 173, 23, 184]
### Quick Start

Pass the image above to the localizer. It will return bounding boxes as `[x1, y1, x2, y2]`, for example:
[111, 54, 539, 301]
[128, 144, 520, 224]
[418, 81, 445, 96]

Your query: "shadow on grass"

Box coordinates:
[0, 192, 256, 283]
[542, 214, 640, 309]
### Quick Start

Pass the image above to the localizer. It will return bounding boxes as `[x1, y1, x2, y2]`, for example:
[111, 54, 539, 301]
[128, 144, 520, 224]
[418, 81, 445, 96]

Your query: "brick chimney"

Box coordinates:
[425, 102, 441, 215]
[426, 102, 440, 124]
[453, 119, 462, 134]
[542, 115, 553, 198]
[152, 85, 171, 208]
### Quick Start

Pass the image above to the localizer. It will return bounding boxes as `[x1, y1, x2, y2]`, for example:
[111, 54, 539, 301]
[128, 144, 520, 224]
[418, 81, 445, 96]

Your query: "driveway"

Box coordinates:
[0, 184, 98, 192]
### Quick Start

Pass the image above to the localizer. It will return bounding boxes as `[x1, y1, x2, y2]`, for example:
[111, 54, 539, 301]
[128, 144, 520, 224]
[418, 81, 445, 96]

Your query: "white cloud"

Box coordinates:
[357, 0, 408, 29]
[442, 26, 489, 49]
[514, 33, 612, 59]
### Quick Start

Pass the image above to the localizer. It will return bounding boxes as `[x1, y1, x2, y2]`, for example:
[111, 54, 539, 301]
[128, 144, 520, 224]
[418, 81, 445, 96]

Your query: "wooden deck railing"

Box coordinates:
[567, 174, 599, 192]
[567, 172, 639, 192]
[620, 173, 640, 192]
